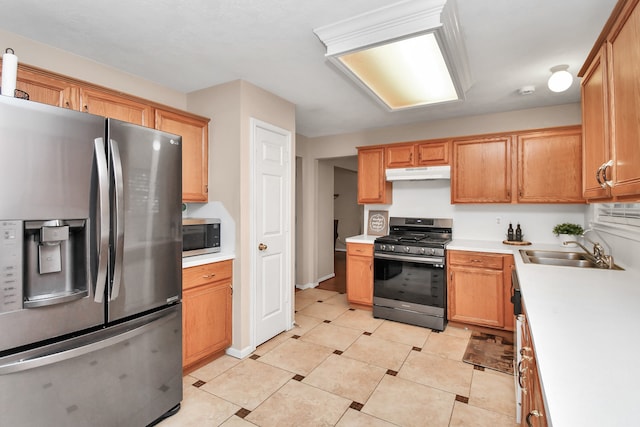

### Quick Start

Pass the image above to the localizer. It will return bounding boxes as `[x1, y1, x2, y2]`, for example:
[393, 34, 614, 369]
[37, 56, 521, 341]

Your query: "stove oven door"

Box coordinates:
[373, 253, 446, 329]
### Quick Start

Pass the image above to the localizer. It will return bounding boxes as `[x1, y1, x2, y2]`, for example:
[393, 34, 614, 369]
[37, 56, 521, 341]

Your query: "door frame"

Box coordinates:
[249, 117, 293, 350]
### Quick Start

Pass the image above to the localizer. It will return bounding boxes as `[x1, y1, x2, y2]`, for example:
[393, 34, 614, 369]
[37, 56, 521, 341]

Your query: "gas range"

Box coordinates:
[372, 217, 452, 331]
[374, 217, 452, 258]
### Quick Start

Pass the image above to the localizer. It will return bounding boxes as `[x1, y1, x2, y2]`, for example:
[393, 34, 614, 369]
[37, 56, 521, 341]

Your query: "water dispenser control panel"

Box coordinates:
[1, 220, 23, 313]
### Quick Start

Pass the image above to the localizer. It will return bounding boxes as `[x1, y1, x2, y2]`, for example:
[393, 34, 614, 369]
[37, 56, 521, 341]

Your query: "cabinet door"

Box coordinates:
[7, 67, 78, 109]
[448, 265, 504, 328]
[581, 44, 612, 200]
[517, 127, 584, 203]
[358, 147, 392, 204]
[156, 109, 210, 202]
[609, 1, 640, 198]
[183, 280, 232, 368]
[80, 87, 153, 127]
[346, 243, 373, 306]
[452, 137, 512, 203]
[521, 313, 547, 427]
[386, 144, 415, 168]
[416, 140, 450, 166]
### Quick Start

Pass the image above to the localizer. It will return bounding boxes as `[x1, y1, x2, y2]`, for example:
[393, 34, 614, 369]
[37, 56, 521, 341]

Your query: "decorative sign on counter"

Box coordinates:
[367, 210, 388, 236]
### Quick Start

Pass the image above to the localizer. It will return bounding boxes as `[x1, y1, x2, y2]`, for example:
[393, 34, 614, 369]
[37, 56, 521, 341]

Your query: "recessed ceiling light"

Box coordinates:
[313, 0, 472, 111]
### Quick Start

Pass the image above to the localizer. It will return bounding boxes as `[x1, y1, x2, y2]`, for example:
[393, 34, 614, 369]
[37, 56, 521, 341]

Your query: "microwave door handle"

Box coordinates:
[109, 139, 125, 301]
[93, 138, 109, 303]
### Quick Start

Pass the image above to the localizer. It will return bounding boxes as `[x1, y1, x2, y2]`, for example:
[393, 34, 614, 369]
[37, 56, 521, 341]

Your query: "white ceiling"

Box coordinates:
[0, 0, 618, 137]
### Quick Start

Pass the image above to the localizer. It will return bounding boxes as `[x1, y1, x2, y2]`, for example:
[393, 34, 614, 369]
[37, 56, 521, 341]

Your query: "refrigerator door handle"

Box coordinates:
[0, 308, 178, 375]
[93, 137, 109, 303]
[109, 139, 125, 302]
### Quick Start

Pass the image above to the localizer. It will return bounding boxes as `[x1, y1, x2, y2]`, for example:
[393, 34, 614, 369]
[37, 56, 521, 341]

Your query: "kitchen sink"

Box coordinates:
[519, 250, 624, 270]
[521, 250, 591, 261]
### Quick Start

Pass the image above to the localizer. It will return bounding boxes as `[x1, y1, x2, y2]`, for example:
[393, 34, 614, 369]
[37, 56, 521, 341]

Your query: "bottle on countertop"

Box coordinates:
[515, 223, 522, 241]
[507, 223, 514, 241]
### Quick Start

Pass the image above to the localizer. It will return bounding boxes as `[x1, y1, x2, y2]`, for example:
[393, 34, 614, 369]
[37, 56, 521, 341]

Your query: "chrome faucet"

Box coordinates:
[562, 228, 615, 269]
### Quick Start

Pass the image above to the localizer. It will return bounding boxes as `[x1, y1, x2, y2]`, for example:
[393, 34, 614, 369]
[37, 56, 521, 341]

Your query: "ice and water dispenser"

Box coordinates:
[0, 219, 89, 314]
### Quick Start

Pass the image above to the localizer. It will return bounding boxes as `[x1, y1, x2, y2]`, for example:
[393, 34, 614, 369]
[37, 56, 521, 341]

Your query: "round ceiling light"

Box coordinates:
[548, 65, 573, 93]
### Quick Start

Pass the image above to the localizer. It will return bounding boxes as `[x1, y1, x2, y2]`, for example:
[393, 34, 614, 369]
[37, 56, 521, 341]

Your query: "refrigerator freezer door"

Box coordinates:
[0, 97, 105, 352]
[106, 120, 182, 322]
[0, 304, 182, 426]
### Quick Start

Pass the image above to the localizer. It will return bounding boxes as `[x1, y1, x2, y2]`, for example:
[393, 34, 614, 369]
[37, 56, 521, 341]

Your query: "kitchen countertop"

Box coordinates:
[182, 252, 235, 268]
[449, 239, 640, 426]
[345, 234, 378, 244]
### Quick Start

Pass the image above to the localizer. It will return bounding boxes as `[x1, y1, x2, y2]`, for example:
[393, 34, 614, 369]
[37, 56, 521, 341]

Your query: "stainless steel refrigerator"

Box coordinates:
[0, 96, 183, 426]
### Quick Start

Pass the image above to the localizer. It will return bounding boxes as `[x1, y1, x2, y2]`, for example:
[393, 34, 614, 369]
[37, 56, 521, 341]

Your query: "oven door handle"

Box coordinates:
[374, 252, 444, 265]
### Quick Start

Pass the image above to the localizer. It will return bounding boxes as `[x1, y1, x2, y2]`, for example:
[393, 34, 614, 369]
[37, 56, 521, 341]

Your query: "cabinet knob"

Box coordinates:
[202, 273, 216, 279]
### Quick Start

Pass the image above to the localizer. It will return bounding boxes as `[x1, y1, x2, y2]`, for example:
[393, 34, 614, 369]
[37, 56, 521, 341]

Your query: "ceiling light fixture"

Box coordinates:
[313, 0, 472, 111]
[547, 65, 573, 93]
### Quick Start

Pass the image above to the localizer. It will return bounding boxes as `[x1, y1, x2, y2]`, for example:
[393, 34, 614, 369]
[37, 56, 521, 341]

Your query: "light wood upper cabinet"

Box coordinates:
[386, 144, 415, 168]
[1, 64, 211, 204]
[516, 127, 584, 203]
[416, 140, 450, 166]
[385, 140, 450, 168]
[155, 109, 210, 202]
[580, 0, 640, 201]
[80, 87, 153, 127]
[357, 147, 392, 204]
[346, 243, 374, 307]
[11, 67, 78, 109]
[581, 44, 612, 200]
[451, 136, 512, 203]
[607, 0, 640, 199]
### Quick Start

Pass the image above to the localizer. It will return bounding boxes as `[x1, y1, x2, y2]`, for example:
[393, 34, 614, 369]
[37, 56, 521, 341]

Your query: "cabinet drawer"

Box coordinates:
[448, 251, 504, 270]
[183, 260, 232, 290]
[347, 243, 374, 257]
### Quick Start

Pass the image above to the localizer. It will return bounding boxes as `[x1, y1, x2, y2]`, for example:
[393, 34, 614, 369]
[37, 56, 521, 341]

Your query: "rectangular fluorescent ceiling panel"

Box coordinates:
[313, 0, 471, 111]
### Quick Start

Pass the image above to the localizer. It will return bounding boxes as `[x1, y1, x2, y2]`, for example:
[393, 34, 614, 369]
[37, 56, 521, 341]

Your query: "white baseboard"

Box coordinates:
[225, 345, 255, 359]
[295, 282, 318, 290]
[317, 273, 335, 283]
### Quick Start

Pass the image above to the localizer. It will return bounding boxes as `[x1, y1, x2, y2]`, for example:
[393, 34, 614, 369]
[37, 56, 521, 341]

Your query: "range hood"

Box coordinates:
[385, 165, 451, 181]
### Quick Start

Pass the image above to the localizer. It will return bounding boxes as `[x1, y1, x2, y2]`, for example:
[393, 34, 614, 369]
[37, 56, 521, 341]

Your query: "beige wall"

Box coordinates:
[296, 103, 582, 287]
[317, 160, 335, 281]
[0, 29, 186, 109]
[187, 80, 296, 355]
[333, 167, 361, 251]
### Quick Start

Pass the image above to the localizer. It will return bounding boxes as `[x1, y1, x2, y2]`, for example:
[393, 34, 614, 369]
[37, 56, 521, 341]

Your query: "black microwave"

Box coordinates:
[182, 218, 221, 257]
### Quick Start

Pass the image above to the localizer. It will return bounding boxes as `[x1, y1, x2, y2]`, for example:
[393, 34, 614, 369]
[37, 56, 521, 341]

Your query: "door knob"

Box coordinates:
[258, 243, 268, 251]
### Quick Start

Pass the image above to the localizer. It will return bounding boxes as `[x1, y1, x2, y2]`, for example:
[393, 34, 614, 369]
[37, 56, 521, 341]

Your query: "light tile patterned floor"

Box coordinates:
[159, 288, 517, 426]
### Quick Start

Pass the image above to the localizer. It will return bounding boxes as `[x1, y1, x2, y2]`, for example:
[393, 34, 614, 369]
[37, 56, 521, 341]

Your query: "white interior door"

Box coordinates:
[252, 119, 291, 347]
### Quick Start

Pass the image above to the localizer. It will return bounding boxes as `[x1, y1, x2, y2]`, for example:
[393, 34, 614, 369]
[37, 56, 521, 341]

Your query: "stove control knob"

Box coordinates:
[380, 244, 386, 251]
[420, 248, 426, 254]
[404, 246, 411, 253]
[390, 245, 395, 251]
[430, 248, 436, 255]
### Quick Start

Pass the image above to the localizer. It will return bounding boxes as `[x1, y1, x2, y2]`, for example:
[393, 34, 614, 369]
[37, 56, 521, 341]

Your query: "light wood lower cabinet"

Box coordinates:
[447, 250, 514, 331]
[346, 243, 374, 307]
[520, 311, 547, 427]
[182, 260, 232, 373]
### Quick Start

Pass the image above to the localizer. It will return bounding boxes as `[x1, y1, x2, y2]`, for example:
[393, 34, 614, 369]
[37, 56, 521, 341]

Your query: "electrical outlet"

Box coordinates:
[496, 216, 502, 224]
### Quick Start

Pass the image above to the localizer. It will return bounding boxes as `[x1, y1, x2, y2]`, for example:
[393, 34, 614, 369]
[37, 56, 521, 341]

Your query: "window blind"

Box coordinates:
[596, 203, 640, 228]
